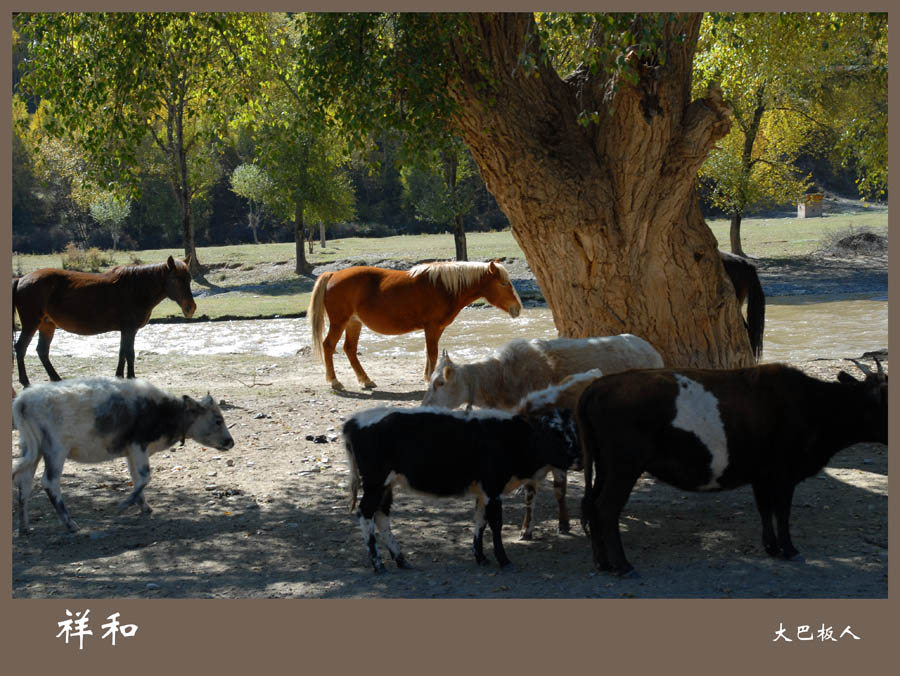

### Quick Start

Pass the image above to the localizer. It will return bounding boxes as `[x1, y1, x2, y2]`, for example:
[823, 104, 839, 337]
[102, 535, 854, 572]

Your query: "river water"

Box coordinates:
[25, 293, 887, 365]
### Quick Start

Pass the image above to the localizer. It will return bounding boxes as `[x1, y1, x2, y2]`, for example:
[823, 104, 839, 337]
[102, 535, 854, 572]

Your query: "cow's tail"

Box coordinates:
[745, 268, 765, 361]
[308, 271, 332, 364]
[343, 426, 361, 513]
[11, 398, 43, 477]
[11, 277, 18, 349]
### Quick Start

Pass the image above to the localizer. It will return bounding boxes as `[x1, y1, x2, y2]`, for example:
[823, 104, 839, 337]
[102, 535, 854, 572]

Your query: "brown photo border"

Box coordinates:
[2, 1, 894, 672]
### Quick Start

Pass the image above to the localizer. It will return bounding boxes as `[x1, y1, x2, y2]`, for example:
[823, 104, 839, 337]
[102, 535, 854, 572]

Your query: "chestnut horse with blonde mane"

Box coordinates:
[308, 261, 523, 390]
[13, 255, 196, 387]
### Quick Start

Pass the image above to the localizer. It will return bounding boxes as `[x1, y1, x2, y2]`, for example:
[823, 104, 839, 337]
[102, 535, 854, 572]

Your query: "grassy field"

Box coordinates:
[12, 205, 888, 321]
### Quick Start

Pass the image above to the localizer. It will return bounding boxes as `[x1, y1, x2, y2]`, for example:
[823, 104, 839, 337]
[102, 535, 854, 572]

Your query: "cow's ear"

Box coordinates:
[837, 371, 858, 385]
[182, 394, 199, 414]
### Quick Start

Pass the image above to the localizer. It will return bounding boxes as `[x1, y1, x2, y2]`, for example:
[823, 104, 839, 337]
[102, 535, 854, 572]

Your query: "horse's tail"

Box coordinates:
[721, 251, 765, 362]
[308, 271, 333, 364]
[744, 266, 765, 362]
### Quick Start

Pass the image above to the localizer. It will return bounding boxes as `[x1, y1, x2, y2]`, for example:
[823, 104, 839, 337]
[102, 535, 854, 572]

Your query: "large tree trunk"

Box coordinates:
[445, 13, 752, 368]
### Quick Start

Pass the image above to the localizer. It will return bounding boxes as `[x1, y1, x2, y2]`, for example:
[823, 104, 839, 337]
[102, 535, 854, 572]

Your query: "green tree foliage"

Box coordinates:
[89, 194, 131, 250]
[229, 163, 273, 244]
[694, 12, 888, 254]
[234, 13, 356, 273]
[400, 138, 480, 260]
[15, 12, 270, 271]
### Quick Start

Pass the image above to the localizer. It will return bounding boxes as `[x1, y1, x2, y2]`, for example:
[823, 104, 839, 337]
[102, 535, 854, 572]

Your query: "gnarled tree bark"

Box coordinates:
[444, 13, 753, 368]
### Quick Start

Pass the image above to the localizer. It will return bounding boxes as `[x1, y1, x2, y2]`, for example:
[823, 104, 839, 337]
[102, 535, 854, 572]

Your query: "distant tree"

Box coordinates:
[15, 12, 270, 273]
[89, 194, 131, 250]
[229, 163, 273, 244]
[401, 138, 479, 261]
[694, 12, 888, 255]
[238, 13, 356, 274]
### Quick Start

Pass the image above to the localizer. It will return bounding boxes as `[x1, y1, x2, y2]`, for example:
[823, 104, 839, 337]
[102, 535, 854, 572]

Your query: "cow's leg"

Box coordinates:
[12, 449, 40, 535]
[117, 445, 151, 512]
[519, 483, 536, 540]
[486, 496, 511, 568]
[472, 493, 489, 566]
[36, 321, 61, 381]
[357, 482, 386, 572]
[751, 480, 780, 557]
[40, 445, 78, 532]
[772, 482, 802, 561]
[116, 328, 138, 378]
[124, 451, 153, 514]
[321, 314, 349, 391]
[342, 318, 376, 389]
[595, 469, 641, 577]
[373, 487, 410, 569]
[552, 468, 571, 534]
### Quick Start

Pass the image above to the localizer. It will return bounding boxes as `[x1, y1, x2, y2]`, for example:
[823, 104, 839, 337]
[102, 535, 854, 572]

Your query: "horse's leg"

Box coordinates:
[35, 321, 61, 382]
[13, 318, 37, 388]
[321, 316, 349, 390]
[117, 328, 137, 378]
[422, 324, 445, 381]
[343, 318, 376, 389]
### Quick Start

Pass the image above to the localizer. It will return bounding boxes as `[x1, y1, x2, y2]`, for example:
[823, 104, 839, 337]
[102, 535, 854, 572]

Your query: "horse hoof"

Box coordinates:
[396, 559, 413, 570]
[617, 568, 639, 579]
[330, 380, 345, 391]
[362, 381, 377, 389]
[787, 553, 806, 563]
[498, 560, 514, 570]
[518, 532, 533, 541]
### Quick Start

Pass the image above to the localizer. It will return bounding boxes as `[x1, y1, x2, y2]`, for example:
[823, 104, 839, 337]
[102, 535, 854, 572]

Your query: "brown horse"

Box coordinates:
[720, 250, 766, 361]
[12, 255, 196, 387]
[309, 261, 523, 390]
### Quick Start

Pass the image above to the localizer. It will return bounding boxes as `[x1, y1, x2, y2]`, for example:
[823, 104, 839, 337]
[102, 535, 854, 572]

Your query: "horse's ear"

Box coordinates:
[488, 260, 498, 274]
[184, 253, 192, 267]
[443, 364, 454, 381]
[167, 255, 176, 270]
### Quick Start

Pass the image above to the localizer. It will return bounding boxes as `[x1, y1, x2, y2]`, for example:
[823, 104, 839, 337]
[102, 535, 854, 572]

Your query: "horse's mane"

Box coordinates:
[408, 261, 509, 296]
[109, 261, 173, 280]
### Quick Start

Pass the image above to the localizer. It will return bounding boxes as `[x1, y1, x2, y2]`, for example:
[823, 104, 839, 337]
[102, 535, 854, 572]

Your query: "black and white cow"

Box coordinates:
[343, 405, 579, 572]
[12, 377, 234, 535]
[576, 360, 888, 577]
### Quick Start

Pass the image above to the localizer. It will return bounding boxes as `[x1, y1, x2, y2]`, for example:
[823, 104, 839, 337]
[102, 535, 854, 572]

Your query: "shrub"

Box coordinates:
[60, 243, 116, 272]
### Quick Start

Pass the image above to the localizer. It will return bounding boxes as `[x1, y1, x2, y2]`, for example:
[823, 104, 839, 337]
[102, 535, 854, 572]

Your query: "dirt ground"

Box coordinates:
[10, 252, 889, 599]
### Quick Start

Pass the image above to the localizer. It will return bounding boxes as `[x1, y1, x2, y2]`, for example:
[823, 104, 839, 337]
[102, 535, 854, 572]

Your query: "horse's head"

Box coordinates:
[482, 260, 522, 318]
[165, 255, 197, 319]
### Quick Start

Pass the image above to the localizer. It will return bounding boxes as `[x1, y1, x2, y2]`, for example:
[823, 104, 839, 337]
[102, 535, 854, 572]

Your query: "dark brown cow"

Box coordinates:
[576, 360, 887, 577]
